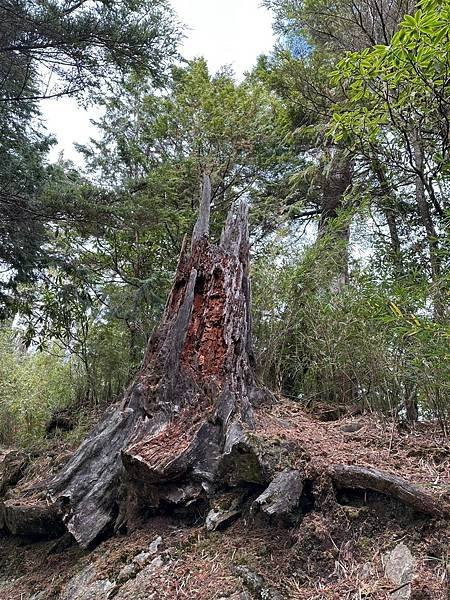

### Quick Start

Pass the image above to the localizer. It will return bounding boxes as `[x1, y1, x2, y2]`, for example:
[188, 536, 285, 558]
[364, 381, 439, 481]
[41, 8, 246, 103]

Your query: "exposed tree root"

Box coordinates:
[330, 464, 449, 517]
[1, 178, 449, 548]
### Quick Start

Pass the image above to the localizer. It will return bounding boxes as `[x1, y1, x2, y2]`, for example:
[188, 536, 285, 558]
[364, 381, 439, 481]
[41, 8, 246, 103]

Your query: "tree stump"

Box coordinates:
[5, 176, 446, 547]
[48, 175, 268, 547]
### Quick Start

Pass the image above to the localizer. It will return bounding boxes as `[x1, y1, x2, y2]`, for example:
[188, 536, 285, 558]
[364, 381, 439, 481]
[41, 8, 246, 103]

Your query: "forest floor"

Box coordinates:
[1, 399, 450, 599]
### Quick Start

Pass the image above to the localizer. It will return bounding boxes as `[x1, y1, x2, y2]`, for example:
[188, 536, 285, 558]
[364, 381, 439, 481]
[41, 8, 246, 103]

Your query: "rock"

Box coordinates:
[340, 422, 364, 434]
[0, 450, 27, 496]
[114, 555, 168, 600]
[234, 566, 285, 600]
[117, 562, 138, 584]
[252, 470, 304, 525]
[115, 538, 164, 588]
[133, 550, 152, 568]
[148, 555, 164, 569]
[60, 564, 114, 600]
[206, 493, 242, 531]
[147, 535, 163, 554]
[359, 562, 376, 580]
[30, 593, 46, 600]
[132, 536, 164, 567]
[383, 542, 414, 600]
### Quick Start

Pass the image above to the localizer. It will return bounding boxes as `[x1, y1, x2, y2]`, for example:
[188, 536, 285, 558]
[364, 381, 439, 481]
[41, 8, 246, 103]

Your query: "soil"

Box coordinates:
[1, 400, 449, 599]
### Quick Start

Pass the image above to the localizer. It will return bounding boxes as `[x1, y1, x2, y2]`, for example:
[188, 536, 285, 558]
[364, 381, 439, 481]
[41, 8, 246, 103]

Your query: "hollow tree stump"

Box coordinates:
[48, 175, 268, 547]
[7, 177, 445, 547]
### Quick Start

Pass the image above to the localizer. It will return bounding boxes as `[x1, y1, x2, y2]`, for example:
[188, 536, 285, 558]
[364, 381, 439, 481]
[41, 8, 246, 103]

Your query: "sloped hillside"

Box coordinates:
[1, 400, 449, 600]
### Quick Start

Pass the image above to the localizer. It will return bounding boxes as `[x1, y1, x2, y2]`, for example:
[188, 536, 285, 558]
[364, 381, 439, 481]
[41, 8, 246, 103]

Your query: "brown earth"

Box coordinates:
[0, 400, 449, 599]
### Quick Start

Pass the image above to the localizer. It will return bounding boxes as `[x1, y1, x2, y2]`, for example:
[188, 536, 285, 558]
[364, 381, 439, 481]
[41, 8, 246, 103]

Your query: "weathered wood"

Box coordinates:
[49, 393, 149, 546]
[0, 450, 27, 496]
[0, 497, 64, 538]
[252, 470, 304, 524]
[47, 174, 266, 547]
[330, 464, 448, 517]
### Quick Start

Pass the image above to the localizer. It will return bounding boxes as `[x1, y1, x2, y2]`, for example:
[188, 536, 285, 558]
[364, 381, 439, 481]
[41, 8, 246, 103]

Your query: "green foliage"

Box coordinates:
[252, 238, 450, 420]
[0, 0, 180, 318]
[0, 0, 180, 102]
[0, 0, 449, 446]
[330, 0, 450, 166]
[0, 326, 76, 446]
[14, 59, 294, 403]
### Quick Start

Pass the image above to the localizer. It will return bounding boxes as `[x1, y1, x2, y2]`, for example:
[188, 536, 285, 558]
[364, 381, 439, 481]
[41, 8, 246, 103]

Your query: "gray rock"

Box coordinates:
[383, 542, 414, 600]
[60, 564, 114, 600]
[114, 556, 167, 600]
[340, 422, 364, 434]
[133, 550, 151, 567]
[206, 493, 242, 531]
[234, 566, 285, 600]
[116, 538, 164, 588]
[133, 536, 163, 567]
[147, 535, 163, 554]
[116, 563, 138, 584]
[359, 562, 376, 580]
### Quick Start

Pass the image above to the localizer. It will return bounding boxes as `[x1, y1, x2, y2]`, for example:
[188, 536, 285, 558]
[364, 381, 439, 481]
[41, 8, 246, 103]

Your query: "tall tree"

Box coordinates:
[18, 59, 292, 400]
[0, 0, 179, 102]
[331, 0, 450, 317]
[0, 0, 180, 317]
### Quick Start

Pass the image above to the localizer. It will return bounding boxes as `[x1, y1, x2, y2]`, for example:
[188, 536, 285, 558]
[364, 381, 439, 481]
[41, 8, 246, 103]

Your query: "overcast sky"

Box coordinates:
[43, 1, 274, 164]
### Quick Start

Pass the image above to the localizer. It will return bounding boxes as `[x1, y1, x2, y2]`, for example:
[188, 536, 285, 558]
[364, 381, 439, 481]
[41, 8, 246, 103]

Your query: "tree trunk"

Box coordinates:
[371, 158, 404, 275]
[47, 175, 269, 547]
[412, 130, 444, 319]
[318, 147, 352, 294]
[6, 175, 446, 549]
[331, 464, 447, 517]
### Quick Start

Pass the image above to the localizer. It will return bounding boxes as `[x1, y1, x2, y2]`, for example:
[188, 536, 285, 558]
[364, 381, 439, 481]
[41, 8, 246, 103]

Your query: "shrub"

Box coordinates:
[0, 326, 76, 446]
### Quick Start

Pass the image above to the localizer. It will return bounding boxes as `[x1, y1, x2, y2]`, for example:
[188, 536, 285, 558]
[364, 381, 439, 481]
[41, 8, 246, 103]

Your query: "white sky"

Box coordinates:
[43, 1, 274, 164]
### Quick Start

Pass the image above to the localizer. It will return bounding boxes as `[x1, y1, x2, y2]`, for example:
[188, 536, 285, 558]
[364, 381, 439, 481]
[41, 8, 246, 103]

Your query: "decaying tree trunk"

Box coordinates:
[47, 175, 268, 547]
[330, 465, 448, 517]
[2, 176, 447, 548]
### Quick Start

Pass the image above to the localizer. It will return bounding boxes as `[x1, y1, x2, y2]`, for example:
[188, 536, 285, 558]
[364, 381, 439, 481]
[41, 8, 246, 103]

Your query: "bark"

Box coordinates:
[318, 147, 352, 294]
[331, 464, 448, 517]
[0, 497, 64, 538]
[47, 174, 268, 547]
[412, 131, 444, 319]
[251, 470, 304, 525]
[371, 159, 403, 274]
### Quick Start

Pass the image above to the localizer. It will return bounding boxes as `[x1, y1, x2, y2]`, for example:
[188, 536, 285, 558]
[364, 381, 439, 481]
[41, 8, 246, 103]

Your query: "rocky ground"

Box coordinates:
[1, 400, 449, 599]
